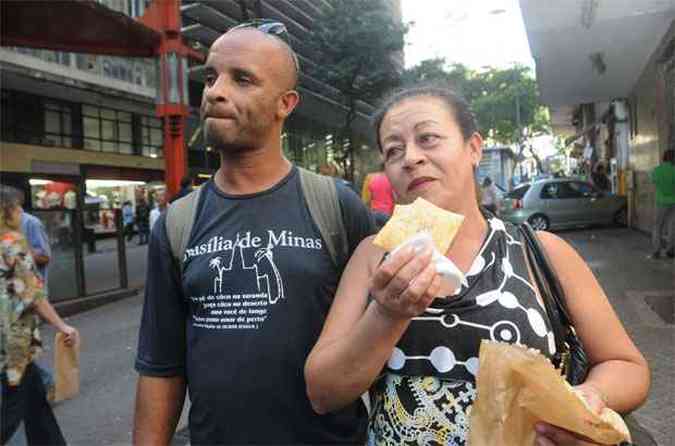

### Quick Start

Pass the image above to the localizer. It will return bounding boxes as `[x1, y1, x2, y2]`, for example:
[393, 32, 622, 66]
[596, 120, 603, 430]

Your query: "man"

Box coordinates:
[122, 201, 135, 242]
[650, 149, 675, 259]
[170, 176, 194, 203]
[134, 22, 374, 445]
[135, 196, 150, 245]
[592, 163, 611, 193]
[20, 212, 51, 287]
[480, 176, 500, 214]
[148, 189, 167, 231]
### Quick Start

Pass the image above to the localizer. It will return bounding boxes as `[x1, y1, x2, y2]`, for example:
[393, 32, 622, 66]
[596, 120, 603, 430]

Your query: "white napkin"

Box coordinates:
[389, 231, 466, 296]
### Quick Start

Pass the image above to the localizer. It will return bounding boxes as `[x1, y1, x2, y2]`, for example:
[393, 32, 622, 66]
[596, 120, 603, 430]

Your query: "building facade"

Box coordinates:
[1, 0, 402, 302]
[520, 0, 675, 232]
[181, 0, 402, 184]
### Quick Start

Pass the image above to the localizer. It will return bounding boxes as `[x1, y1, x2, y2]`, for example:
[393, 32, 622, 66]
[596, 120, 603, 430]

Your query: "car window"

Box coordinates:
[506, 185, 530, 199]
[540, 183, 561, 199]
[558, 182, 584, 199]
[568, 181, 596, 197]
[541, 182, 587, 199]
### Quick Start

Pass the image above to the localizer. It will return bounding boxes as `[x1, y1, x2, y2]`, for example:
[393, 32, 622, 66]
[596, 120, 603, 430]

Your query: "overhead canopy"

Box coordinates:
[0, 0, 160, 57]
[520, 0, 675, 108]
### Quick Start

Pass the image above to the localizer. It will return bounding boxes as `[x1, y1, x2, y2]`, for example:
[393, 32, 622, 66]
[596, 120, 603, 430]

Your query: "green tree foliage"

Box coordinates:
[403, 59, 550, 145]
[306, 0, 407, 180]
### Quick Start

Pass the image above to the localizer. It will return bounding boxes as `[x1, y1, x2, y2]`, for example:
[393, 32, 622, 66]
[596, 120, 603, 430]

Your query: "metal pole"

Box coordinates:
[115, 209, 128, 289]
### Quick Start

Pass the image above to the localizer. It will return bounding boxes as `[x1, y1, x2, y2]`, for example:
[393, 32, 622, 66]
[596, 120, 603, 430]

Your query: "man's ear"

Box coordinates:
[278, 90, 300, 119]
[467, 132, 483, 168]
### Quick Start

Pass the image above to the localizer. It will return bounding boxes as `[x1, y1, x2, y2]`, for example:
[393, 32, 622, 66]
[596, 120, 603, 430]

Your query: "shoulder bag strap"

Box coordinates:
[519, 223, 570, 366]
[165, 186, 203, 271]
[298, 167, 349, 271]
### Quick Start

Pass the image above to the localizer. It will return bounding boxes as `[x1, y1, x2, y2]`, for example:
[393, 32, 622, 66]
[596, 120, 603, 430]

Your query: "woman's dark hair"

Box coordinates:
[372, 83, 478, 152]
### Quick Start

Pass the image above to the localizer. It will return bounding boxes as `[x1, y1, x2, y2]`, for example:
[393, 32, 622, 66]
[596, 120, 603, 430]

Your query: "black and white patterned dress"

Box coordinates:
[368, 217, 556, 446]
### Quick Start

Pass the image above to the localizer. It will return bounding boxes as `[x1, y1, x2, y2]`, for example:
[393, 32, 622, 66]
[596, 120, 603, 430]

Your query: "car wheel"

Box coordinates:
[613, 207, 627, 227]
[528, 214, 550, 231]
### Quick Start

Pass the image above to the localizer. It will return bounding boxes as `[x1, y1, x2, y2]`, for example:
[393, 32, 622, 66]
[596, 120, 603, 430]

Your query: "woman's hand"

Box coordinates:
[370, 244, 441, 320]
[60, 324, 79, 347]
[534, 383, 608, 446]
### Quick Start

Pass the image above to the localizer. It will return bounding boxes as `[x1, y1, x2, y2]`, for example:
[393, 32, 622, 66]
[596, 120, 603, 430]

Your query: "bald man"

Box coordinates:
[133, 26, 374, 445]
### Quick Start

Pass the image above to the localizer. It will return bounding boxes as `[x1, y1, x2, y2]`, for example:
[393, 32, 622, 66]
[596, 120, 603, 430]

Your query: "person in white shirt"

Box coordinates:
[149, 189, 167, 232]
[480, 177, 499, 214]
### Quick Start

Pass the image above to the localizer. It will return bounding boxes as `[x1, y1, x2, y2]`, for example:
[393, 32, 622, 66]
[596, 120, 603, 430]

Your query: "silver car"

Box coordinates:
[500, 179, 627, 231]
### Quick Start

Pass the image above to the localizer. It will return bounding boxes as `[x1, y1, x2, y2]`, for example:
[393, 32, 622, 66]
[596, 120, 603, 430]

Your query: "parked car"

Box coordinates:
[500, 179, 627, 230]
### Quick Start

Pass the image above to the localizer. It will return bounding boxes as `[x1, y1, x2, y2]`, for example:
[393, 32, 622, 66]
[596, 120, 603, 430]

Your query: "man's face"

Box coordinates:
[200, 30, 294, 152]
[155, 190, 166, 206]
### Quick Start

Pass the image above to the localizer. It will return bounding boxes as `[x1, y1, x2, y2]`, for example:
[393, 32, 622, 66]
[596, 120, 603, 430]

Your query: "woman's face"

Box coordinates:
[379, 96, 483, 212]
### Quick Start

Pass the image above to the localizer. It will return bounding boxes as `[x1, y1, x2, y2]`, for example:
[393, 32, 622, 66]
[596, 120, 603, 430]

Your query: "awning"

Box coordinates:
[520, 0, 675, 107]
[1, 0, 161, 57]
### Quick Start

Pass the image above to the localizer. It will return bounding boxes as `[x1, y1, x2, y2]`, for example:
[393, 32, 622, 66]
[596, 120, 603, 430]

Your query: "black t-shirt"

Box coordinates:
[135, 167, 375, 445]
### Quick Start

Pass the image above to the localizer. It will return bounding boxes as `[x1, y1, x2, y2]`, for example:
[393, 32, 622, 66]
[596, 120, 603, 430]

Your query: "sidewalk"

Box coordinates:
[558, 227, 673, 446]
[12, 227, 673, 445]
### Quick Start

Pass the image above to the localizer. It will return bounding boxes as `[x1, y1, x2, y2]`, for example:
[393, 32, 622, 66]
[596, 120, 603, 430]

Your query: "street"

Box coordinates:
[24, 227, 675, 445]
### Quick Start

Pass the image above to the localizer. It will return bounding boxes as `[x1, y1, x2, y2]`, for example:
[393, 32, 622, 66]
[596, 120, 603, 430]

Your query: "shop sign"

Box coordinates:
[31, 160, 80, 176]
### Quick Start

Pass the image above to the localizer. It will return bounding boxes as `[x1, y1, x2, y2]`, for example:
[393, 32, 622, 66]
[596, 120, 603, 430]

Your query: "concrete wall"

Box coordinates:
[0, 142, 164, 173]
[628, 21, 674, 232]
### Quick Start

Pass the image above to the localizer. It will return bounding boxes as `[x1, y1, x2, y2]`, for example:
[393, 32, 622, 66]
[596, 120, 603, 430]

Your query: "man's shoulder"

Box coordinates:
[21, 212, 45, 231]
[22, 212, 41, 225]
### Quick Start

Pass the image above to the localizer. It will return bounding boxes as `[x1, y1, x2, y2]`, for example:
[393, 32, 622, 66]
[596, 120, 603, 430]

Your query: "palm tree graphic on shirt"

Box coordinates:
[208, 242, 284, 304]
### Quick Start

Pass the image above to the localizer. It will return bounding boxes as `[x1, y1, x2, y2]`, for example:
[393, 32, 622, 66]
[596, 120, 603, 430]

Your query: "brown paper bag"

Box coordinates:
[468, 341, 630, 446]
[54, 332, 80, 402]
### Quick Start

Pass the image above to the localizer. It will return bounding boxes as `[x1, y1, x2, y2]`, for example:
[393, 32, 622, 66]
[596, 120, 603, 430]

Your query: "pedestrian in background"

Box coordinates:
[170, 176, 194, 203]
[362, 166, 395, 229]
[135, 197, 150, 245]
[650, 148, 675, 259]
[480, 176, 500, 214]
[319, 162, 356, 193]
[1, 185, 78, 445]
[149, 189, 167, 232]
[122, 201, 135, 242]
[17, 190, 57, 402]
[592, 163, 611, 193]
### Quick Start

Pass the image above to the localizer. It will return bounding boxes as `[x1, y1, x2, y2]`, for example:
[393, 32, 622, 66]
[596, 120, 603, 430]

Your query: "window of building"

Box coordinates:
[76, 54, 100, 74]
[140, 115, 163, 158]
[128, 0, 152, 17]
[1, 91, 45, 145]
[44, 100, 74, 148]
[82, 105, 134, 154]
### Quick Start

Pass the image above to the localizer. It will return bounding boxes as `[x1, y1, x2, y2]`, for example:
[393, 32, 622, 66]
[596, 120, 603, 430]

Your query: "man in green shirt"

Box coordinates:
[650, 149, 675, 258]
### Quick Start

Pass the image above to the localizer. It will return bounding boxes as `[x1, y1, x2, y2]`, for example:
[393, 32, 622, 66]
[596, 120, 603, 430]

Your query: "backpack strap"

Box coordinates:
[165, 186, 203, 270]
[298, 167, 349, 271]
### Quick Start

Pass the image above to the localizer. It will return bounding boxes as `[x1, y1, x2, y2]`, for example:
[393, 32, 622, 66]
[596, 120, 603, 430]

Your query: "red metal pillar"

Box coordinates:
[140, 0, 189, 197]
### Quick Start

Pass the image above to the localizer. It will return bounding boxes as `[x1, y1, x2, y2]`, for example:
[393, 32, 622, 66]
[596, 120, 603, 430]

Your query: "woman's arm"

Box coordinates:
[34, 299, 78, 346]
[538, 231, 649, 412]
[534, 231, 650, 446]
[305, 236, 440, 414]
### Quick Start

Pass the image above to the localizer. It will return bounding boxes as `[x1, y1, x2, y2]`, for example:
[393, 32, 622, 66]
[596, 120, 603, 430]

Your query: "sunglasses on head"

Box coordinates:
[228, 19, 299, 73]
[229, 19, 291, 45]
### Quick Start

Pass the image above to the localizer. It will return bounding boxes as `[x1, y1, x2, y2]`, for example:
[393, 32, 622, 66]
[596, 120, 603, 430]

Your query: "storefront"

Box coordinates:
[1, 163, 163, 300]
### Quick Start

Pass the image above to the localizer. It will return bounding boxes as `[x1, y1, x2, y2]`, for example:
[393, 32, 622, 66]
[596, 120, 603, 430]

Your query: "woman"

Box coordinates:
[1, 185, 78, 445]
[304, 85, 649, 446]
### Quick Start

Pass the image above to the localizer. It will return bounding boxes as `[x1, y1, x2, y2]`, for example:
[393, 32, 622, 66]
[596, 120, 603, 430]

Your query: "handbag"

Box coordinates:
[519, 223, 589, 384]
[519, 223, 656, 446]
